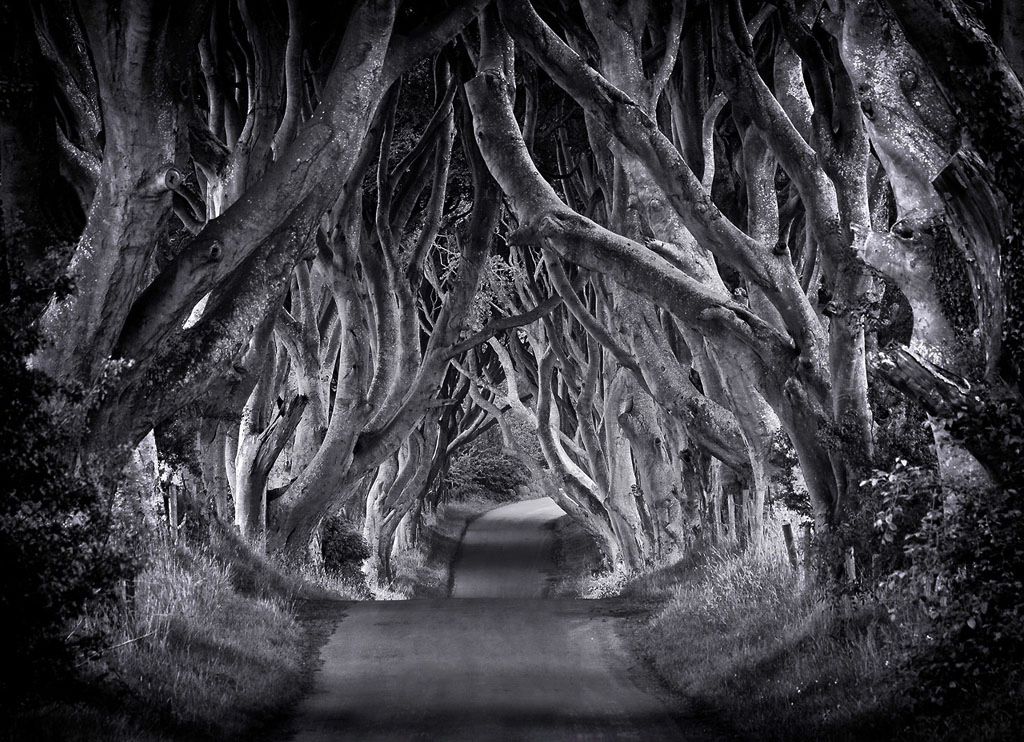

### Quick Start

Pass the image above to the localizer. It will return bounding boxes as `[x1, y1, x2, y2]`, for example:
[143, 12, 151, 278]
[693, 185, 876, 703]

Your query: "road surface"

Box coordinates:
[282, 497, 710, 741]
[450, 497, 564, 598]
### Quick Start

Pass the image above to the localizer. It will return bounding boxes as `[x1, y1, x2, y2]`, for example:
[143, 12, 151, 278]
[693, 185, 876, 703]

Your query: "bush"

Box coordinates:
[876, 475, 1024, 711]
[946, 386, 1024, 489]
[767, 428, 810, 518]
[441, 428, 529, 502]
[320, 515, 371, 576]
[625, 531, 899, 742]
[0, 267, 137, 707]
[815, 380, 940, 589]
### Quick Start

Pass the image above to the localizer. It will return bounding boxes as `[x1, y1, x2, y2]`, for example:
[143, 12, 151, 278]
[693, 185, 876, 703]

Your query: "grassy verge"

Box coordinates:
[388, 492, 509, 598]
[620, 523, 1023, 742]
[4, 525, 356, 742]
[625, 545, 895, 742]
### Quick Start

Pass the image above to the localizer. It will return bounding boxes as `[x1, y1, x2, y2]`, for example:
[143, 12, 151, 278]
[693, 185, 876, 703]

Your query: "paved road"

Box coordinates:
[450, 497, 565, 598]
[283, 497, 708, 741]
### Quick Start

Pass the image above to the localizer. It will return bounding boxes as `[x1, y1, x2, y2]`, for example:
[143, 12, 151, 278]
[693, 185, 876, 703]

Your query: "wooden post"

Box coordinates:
[169, 483, 180, 544]
[710, 462, 723, 545]
[726, 492, 736, 544]
[740, 488, 751, 546]
[162, 490, 171, 535]
[782, 523, 799, 568]
[802, 522, 813, 570]
[844, 546, 857, 583]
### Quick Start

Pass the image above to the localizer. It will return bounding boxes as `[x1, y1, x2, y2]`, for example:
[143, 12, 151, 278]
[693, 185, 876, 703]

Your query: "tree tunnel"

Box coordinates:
[9, 0, 1023, 587]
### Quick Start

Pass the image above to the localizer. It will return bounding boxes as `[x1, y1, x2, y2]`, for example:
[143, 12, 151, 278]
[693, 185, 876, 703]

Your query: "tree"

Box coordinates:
[9, 0, 1022, 587]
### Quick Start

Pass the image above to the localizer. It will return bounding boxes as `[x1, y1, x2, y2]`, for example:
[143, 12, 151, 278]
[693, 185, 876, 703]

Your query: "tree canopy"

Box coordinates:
[3, 0, 1022, 608]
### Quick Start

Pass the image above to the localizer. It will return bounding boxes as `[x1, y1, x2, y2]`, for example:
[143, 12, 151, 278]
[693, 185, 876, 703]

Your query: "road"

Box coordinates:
[282, 497, 710, 741]
[450, 497, 565, 598]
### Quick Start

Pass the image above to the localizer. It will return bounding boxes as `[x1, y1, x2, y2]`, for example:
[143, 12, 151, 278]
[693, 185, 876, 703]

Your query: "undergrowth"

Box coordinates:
[3, 524, 347, 742]
[629, 546, 894, 741]
[622, 513, 1023, 742]
[548, 515, 606, 597]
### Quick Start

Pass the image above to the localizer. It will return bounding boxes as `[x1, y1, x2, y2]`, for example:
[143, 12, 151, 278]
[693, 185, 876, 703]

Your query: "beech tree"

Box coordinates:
[17, 0, 487, 459]
[872, 0, 1024, 489]
[467, 3, 848, 533]
[6, 0, 1020, 576]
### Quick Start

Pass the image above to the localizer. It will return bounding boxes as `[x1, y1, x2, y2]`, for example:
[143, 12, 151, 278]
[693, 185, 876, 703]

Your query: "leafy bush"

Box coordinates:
[320, 515, 371, 576]
[945, 386, 1024, 489]
[815, 380, 940, 589]
[876, 475, 1024, 710]
[767, 428, 810, 518]
[441, 428, 529, 502]
[0, 267, 137, 706]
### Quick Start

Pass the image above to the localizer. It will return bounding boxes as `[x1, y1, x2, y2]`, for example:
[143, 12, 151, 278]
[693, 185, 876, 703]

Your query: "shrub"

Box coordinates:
[946, 386, 1024, 489]
[0, 266, 138, 707]
[816, 380, 939, 589]
[878, 477, 1024, 711]
[442, 428, 529, 502]
[767, 428, 810, 518]
[320, 515, 371, 576]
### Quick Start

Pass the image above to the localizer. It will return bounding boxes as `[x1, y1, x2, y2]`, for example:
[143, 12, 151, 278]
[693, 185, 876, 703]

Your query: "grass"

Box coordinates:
[618, 518, 1024, 742]
[620, 523, 903, 742]
[4, 524, 354, 742]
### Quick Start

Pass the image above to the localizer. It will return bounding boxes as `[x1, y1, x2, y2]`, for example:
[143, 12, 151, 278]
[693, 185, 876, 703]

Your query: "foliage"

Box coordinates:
[625, 502, 1024, 741]
[625, 529, 899, 742]
[866, 460, 941, 577]
[4, 535, 309, 742]
[946, 385, 1024, 489]
[875, 474, 1024, 712]
[810, 370, 1024, 725]
[441, 428, 529, 502]
[154, 408, 204, 481]
[930, 221, 979, 340]
[869, 373, 938, 472]
[320, 515, 371, 578]
[0, 263, 138, 707]
[871, 273, 913, 349]
[813, 378, 940, 588]
[767, 428, 810, 518]
[547, 514, 606, 597]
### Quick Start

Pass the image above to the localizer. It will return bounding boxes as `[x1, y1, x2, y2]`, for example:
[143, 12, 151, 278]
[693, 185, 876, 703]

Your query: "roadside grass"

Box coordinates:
[622, 524, 904, 742]
[621, 520, 1024, 742]
[4, 525, 355, 742]
[389, 491, 512, 598]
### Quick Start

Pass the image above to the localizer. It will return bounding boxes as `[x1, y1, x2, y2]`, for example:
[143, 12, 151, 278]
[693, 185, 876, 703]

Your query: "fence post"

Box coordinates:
[169, 483, 180, 544]
[726, 492, 737, 544]
[844, 546, 857, 583]
[782, 523, 799, 568]
[740, 488, 751, 546]
[801, 522, 813, 570]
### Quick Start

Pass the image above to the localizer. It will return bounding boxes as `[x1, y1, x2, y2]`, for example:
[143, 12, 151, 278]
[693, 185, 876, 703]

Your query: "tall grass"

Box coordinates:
[115, 541, 305, 736]
[619, 509, 1024, 742]
[624, 521, 901, 742]
[5, 528, 323, 742]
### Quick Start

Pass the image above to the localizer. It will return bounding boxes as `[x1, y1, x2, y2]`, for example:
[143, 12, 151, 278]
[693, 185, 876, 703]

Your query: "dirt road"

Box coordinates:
[282, 498, 709, 741]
